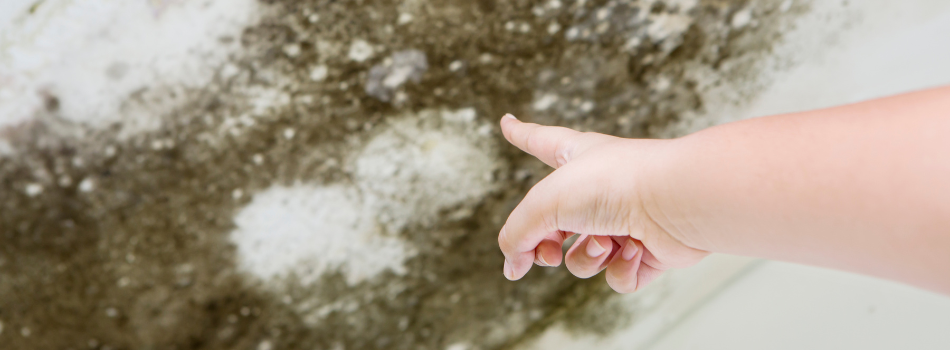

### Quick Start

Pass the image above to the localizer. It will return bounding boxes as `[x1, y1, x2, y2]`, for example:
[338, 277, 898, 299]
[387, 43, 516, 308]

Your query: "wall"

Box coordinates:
[1, 0, 948, 349]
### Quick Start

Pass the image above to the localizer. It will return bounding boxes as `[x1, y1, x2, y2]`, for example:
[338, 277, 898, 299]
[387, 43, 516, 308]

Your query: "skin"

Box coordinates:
[498, 86, 950, 294]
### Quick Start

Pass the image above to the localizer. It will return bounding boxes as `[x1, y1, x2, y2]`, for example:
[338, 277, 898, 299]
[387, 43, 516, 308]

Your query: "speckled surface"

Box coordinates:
[0, 0, 799, 349]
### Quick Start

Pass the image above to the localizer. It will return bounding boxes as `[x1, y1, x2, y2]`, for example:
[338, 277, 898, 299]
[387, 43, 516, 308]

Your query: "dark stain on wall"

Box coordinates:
[0, 0, 801, 349]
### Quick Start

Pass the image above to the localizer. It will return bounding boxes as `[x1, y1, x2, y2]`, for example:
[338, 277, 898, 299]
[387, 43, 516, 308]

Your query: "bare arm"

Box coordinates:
[497, 86, 950, 294]
[650, 86, 950, 293]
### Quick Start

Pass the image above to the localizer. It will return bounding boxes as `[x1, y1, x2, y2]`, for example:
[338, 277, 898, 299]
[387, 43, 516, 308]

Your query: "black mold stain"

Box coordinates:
[0, 0, 802, 349]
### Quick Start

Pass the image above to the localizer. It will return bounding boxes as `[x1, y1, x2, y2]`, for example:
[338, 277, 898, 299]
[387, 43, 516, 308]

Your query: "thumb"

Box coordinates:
[500, 114, 616, 168]
[499, 160, 633, 280]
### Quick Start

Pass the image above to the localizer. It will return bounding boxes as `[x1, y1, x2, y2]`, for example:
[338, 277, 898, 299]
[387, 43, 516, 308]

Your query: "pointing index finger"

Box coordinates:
[500, 114, 582, 168]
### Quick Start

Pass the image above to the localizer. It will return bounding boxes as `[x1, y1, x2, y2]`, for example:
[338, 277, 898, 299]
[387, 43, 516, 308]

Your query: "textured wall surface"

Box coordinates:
[5, 0, 943, 349]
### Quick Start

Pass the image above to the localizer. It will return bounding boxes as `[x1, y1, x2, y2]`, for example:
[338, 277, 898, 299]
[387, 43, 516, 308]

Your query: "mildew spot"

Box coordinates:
[0, 0, 801, 349]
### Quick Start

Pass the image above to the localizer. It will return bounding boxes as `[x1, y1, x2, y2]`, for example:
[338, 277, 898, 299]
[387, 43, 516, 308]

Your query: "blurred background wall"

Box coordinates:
[1, 0, 949, 349]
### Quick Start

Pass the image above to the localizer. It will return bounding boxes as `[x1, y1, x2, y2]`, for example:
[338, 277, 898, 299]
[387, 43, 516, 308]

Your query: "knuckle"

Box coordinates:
[553, 144, 571, 168]
[610, 282, 637, 294]
[522, 186, 558, 232]
[553, 131, 583, 167]
[635, 267, 663, 291]
[497, 226, 513, 252]
[607, 272, 638, 294]
[565, 259, 597, 279]
[524, 128, 543, 152]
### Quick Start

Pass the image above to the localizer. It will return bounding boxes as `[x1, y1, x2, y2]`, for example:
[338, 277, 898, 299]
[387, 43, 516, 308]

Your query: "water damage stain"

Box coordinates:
[0, 0, 802, 349]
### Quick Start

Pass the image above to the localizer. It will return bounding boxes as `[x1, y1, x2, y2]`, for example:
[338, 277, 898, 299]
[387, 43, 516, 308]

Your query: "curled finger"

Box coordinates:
[605, 238, 644, 293]
[565, 235, 617, 279]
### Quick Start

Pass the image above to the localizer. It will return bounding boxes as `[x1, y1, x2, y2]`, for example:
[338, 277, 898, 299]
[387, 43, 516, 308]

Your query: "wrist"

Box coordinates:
[634, 136, 710, 252]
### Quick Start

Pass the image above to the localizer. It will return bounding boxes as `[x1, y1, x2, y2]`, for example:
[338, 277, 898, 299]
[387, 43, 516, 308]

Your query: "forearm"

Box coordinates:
[648, 86, 950, 292]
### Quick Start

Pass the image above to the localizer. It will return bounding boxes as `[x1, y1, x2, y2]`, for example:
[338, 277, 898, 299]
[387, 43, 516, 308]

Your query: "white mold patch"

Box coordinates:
[533, 93, 560, 111]
[647, 13, 692, 43]
[731, 8, 753, 29]
[355, 111, 499, 232]
[230, 109, 500, 286]
[347, 39, 375, 62]
[230, 184, 412, 286]
[0, 0, 260, 135]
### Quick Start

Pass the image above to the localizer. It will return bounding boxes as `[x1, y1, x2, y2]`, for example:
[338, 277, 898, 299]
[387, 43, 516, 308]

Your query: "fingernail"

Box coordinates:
[504, 113, 517, 120]
[504, 260, 515, 280]
[536, 250, 550, 267]
[586, 238, 606, 257]
[622, 240, 639, 261]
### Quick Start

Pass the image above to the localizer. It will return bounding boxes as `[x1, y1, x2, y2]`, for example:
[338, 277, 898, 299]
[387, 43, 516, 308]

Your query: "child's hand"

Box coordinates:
[497, 114, 709, 293]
